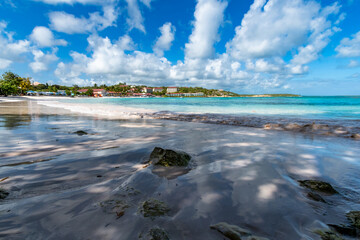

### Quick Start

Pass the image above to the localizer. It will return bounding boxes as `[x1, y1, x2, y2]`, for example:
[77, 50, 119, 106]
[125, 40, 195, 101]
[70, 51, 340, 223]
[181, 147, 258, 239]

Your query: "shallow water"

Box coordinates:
[0, 111, 359, 239]
[59, 96, 360, 120]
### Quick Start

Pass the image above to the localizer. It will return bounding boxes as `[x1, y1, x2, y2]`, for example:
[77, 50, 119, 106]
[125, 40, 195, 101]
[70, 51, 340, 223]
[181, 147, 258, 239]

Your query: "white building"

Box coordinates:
[167, 87, 178, 93]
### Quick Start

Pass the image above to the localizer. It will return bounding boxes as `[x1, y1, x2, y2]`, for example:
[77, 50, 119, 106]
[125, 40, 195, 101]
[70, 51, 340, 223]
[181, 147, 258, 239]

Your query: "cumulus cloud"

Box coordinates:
[125, 0, 148, 33]
[53, 0, 342, 92]
[185, 0, 228, 59]
[0, 21, 30, 69]
[153, 23, 176, 57]
[30, 26, 67, 47]
[30, 49, 59, 72]
[49, 4, 117, 34]
[336, 31, 360, 57]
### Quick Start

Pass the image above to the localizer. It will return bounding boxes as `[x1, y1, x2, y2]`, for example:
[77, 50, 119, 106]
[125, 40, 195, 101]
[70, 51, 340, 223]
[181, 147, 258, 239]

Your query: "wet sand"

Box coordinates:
[0, 99, 360, 239]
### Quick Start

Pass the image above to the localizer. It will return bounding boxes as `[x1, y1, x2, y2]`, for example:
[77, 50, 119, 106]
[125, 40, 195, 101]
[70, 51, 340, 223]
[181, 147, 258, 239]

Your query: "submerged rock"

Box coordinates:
[148, 147, 191, 167]
[0, 189, 9, 199]
[140, 198, 170, 218]
[100, 199, 129, 219]
[346, 211, 360, 229]
[149, 228, 170, 240]
[73, 130, 88, 136]
[210, 222, 269, 240]
[298, 180, 338, 194]
[307, 192, 326, 203]
[314, 230, 344, 240]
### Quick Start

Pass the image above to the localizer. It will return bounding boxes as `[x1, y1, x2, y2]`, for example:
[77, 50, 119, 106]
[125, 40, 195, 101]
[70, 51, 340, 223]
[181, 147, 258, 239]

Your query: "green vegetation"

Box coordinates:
[0, 71, 301, 97]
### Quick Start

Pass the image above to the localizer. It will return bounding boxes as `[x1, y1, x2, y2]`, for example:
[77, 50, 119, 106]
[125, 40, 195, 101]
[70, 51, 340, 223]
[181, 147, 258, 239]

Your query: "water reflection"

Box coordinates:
[0, 115, 32, 129]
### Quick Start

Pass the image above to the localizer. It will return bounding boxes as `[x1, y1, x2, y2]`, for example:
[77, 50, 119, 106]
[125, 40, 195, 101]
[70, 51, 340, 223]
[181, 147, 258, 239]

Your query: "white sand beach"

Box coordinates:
[0, 98, 359, 239]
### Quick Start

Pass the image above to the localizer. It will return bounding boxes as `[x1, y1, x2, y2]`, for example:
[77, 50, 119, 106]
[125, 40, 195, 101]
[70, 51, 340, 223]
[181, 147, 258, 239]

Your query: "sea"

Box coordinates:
[60, 96, 360, 120]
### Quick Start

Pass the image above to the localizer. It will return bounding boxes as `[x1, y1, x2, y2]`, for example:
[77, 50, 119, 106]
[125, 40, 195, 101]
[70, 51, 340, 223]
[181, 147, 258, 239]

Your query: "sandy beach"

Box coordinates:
[0, 98, 360, 239]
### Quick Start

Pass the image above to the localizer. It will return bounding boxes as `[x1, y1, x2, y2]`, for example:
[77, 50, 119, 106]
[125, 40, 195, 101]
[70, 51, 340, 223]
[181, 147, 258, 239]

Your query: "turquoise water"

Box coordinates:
[61, 96, 360, 120]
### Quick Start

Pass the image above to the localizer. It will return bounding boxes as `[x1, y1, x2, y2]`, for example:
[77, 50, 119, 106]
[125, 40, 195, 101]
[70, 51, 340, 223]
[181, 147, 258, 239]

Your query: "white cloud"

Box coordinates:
[30, 26, 67, 47]
[49, 5, 117, 34]
[153, 23, 176, 57]
[185, 0, 228, 59]
[336, 31, 360, 57]
[125, 0, 146, 33]
[347, 60, 360, 68]
[139, 0, 151, 8]
[0, 21, 30, 69]
[30, 49, 58, 72]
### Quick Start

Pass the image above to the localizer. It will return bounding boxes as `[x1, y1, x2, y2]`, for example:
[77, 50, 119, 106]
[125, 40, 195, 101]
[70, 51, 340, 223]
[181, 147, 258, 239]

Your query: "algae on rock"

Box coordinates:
[148, 147, 191, 167]
[346, 211, 360, 229]
[0, 189, 9, 199]
[140, 198, 170, 218]
[298, 180, 338, 194]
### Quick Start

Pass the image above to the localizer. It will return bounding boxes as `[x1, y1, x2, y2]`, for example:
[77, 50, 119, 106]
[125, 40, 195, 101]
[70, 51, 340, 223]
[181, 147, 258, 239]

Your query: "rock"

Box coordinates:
[73, 130, 88, 136]
[263, 123, 282, 130]
[328, 224, 357, 237]
[284, 123, 302, 130]
[149, 228, 170, 240]
[210, 222, 269, 240]
[298, 180, 338, 194]
[148, 147, 191, 167]
[350, 134, 360, 139]
[140, 199, 170, 218]
[314, 230, 344, 240]
[0, 189, 9, 199]
[307, 192, 326, 203]
[346, 211, 360, 229]
[100, 199, 129, 219]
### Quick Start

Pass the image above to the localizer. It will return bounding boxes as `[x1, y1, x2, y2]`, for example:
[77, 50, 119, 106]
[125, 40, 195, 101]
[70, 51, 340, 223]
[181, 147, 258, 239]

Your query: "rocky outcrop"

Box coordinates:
[210, 222, 269, 240]
[100, 199, 129, 219]
[314, 230, 344, 240]
[298, 180, 338, 195]
[148, 147, 191, 167]
[140, 199, 170, 218]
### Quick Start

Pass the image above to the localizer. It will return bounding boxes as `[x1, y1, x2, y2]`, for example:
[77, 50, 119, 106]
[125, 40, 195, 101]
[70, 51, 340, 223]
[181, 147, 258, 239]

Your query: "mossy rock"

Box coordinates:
[149, 147, 191, 167]
[314, 230, 344, 240]
[100, 199, 129, 218]
[0, 189, 9, 199]
[346, 211, 360, 229]
[298, 180, 338, 194]
[210, 222, 269, 240]
[140, 199, 170, 218]
[149, 228, 170, 240]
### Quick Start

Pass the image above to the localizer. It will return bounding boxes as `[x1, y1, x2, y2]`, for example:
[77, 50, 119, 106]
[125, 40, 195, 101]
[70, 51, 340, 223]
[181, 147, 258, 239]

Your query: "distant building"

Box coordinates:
[32, 81, 41, 86]
[142, 87, 153, 93]
[107, 91, 121, 97]
[153, 87, 163, 93]
[93, 89, 107, 97]
[166, 92, 204, 97]
[77, 89, 88, 94]
[167, 87, 178, 93]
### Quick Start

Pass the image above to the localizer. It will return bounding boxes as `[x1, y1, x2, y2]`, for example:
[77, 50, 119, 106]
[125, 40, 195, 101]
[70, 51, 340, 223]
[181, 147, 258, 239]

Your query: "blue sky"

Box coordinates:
[0, 0, 360, 95]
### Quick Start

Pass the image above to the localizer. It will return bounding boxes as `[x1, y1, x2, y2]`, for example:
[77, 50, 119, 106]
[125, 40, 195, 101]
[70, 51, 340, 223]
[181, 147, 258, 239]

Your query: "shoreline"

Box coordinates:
[6, 96, 358, 140]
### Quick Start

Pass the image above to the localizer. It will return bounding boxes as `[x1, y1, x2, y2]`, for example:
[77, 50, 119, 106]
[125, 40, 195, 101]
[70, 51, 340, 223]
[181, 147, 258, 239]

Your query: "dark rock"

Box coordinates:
[328, 224, 357, 237]
[314, 230, 344, 240]
[149, 228, 170, 240]
[140, 198, 170, 218]
[298, 180, 338, 194]
[0, 189, 9, 199]
[346, 211, 360, 229]
[148, 147, 191, 167]
[307, 192, 326, 202]
[97, 175, 102, 178]
[73, 130, 88, 136]
[210, 222, 269, 240]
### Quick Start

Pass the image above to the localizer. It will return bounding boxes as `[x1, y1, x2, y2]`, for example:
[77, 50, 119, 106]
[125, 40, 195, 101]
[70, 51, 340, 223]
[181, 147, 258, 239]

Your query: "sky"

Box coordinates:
[0, 0, 360, 95]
